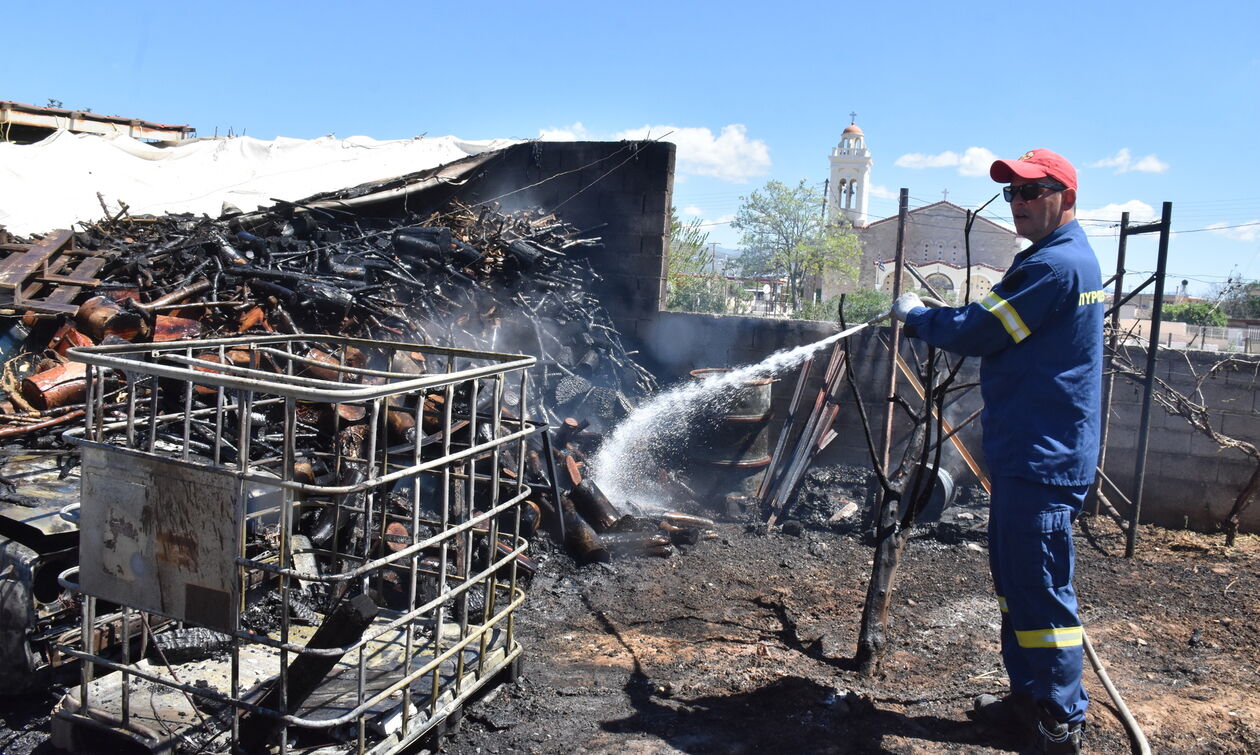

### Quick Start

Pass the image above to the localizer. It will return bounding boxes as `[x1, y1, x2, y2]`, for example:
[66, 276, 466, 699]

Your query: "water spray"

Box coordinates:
[589, 309, 894, 510]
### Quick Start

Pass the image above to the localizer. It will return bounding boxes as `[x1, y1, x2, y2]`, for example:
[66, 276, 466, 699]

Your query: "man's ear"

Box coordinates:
[1060, 187, 1077, 213]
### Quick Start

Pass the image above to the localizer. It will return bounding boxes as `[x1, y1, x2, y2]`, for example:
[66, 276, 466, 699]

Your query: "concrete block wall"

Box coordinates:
[635, 315, 1258, 534]
[1103, 347, 1260, 530]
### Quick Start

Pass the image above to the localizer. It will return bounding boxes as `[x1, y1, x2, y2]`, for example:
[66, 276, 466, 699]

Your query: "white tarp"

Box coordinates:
[0, 130, 520, 236]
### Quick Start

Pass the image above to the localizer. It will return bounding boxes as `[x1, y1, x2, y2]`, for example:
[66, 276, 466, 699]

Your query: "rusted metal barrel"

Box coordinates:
[685, 369, 774, 506]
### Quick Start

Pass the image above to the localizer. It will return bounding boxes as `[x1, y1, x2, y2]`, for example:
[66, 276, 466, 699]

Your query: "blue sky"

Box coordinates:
[5, 1, 1258, 295]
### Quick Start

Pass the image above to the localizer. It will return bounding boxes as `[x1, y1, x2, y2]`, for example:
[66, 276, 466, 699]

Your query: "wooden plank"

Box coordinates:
[0, 229, 74, 289]
[14, 280, 82, 314]
[43, 284, 83, 307]
[40, 254, 106, 285]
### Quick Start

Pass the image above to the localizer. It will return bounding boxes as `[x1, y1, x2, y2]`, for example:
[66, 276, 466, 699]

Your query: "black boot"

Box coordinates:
[1024, 705, 1083, 754]
[971, 691, 1037, 734]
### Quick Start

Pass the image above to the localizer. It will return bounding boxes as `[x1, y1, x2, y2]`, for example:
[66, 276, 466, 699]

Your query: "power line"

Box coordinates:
[1172, 221, 1260, 234]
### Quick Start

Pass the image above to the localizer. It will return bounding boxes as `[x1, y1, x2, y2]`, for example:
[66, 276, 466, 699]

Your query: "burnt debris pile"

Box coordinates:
[0, 200, 655, 438]
[0, 199, 722, 752]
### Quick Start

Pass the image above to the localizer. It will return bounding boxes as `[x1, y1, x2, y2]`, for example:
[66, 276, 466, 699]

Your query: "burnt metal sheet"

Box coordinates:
[79, 447, 246, 632]
[0, 453, 81, 537]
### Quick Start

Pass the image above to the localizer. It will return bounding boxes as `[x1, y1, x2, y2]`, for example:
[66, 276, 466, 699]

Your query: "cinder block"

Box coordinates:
[599, 190, 646, 215]
[1188, 431, 1229, 457]
[1225, 359, 1260, 387]
[1147, 452, 1220, 486]
[643, 190, 669, 216]
[1162, 358, 1197, 384]
[1142, 425, 1191, 456]
[1153, 407, 1192, 432]
[1217, 458, 1257, 488]
[1220, 411, 1260, 442]
[640, 235, 665, 260]
[1107, 405, 1144, 433]
[631, 255, 667, 280]
[1195, 378, 1248, 412]
[1104, 427, 1140, 453]
[1138, 478, 1218, 529]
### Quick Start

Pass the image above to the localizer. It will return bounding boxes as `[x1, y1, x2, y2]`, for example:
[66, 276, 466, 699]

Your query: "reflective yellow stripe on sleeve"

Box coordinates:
[1015, 626, 1083, 649]
[980, 291, 1031, 343]
[997, 596, 1009, 613]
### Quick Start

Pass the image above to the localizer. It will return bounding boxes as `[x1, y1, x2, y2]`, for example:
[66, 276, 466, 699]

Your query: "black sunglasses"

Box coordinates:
[1003, 182, 1066, 202]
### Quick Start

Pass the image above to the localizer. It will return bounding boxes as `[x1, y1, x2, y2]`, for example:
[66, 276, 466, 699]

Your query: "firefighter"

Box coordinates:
[891, 149, 1103, 754]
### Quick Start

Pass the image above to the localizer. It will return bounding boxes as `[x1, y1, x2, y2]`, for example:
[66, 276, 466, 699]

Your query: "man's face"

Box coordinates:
[1009, 177, 1072, 243]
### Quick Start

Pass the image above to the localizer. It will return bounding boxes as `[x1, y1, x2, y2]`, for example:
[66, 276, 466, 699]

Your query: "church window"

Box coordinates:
[925, 273, 955, 301]
[966, 274, 994, 303]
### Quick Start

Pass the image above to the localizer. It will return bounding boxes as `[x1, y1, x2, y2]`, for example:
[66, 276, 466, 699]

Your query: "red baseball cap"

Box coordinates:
[990, 148, 1077, 190]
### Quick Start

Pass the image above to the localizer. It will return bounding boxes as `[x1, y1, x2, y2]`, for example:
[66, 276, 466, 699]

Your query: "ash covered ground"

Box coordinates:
[2, 466, 1257, 754]
[436, 467, 1259, 755]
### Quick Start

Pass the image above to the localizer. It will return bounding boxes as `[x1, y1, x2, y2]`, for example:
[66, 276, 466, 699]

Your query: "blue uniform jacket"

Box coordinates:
[905, 220, 1104, 486]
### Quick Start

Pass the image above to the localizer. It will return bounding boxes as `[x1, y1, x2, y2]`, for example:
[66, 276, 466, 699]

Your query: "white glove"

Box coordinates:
[891, 292, 925, 322]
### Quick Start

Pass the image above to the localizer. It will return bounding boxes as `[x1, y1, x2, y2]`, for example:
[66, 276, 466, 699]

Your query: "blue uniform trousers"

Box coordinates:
[988, 475, 1088, 725]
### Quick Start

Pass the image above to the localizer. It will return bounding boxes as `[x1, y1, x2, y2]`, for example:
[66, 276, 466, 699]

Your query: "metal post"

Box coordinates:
[1091, 211, 1130, 515]
[879, 189, 910, 473]
[1126, 202, 1173, 557]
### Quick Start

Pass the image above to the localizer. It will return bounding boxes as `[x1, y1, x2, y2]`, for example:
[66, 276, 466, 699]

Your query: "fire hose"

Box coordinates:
[1084, 630, 1151, 754]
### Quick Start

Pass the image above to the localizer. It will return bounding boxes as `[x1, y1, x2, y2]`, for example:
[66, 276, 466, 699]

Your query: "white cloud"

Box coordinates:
[894, 147, 998, 177]
[1090, 148, 1169, 174]
[538, 122, 590, 141]
[1132, 155, 1170, 173]
[682, 205, 703, 216]
[958, 147, 1000, 177]
[538, 122, 771, 183]
[1078, 199, 1158, 224]
[614, 124, 771, 183]
[895, 151, 961, 169]
[1207, 220, 1260, 242]
[869, 184, 897, 199]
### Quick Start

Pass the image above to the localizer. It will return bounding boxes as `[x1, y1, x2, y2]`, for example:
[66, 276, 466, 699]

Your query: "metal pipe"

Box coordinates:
[879, 189, 910, 479]
[1091, 211, 1130, 515]
[1126, 202, 1173, 557]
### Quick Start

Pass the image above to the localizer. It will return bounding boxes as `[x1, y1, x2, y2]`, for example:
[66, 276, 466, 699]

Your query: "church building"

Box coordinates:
[821, 119, 1021, 305]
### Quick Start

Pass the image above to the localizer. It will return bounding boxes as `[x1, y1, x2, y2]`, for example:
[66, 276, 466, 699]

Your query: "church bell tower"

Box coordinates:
[828, 113, 872, 227]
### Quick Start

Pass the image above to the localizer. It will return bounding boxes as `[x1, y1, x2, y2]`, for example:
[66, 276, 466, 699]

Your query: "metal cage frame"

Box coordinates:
[54, 334, 538, 754]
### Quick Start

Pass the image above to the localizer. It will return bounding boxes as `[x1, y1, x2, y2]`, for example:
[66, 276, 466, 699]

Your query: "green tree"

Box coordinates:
[1163, 301, 1228, 327]
[1213, 278, 1260, 320]
[665, 209, 726, 314]
[796, 289, 892, 324]
[839, 288, 892, 323]
[732, 179, 861, 311]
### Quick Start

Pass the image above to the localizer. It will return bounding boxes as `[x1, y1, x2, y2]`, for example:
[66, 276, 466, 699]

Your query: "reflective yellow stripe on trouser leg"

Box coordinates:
[1015, 625, 1083, 649]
